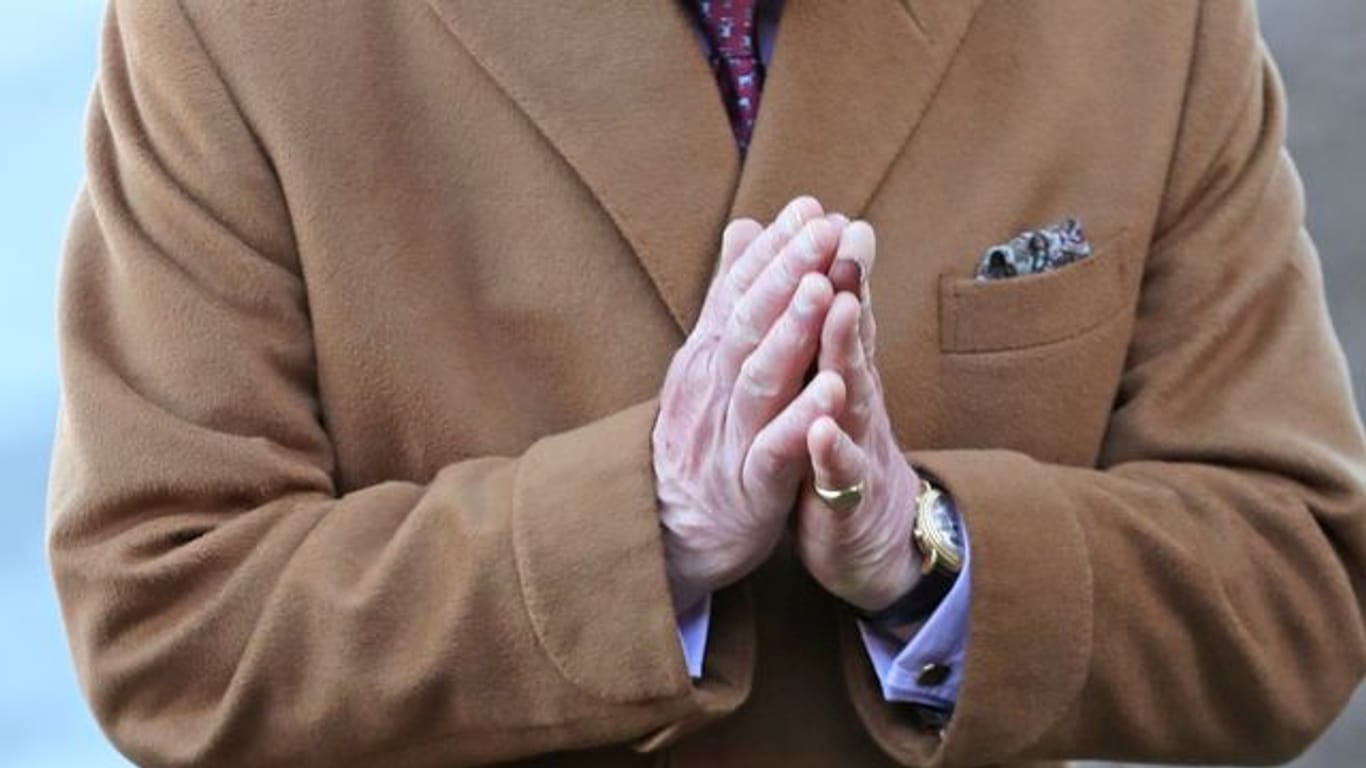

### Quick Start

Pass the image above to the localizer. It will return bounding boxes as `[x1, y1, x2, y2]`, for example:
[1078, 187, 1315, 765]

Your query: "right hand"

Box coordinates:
[653, 197, 848, 612]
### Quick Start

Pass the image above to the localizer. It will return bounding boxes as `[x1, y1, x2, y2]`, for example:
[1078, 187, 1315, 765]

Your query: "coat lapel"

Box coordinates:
[424, 0, 741, 333]
[424, 0, 985, 332]
[730, 0, 987, 223]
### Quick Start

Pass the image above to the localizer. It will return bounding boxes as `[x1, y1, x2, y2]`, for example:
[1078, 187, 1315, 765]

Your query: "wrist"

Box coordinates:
[856, 547, 924, 641]
[657, 508, 769, 614]
[845, 460, 924, 611]
[849, 539, 922, 613]
[657, 516, 717, 614]
[665, 568, 708, 616]
[849, 476, 963, 626]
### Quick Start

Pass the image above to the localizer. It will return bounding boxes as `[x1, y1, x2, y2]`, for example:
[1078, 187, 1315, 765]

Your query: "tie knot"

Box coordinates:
[697, 0, 758, 59]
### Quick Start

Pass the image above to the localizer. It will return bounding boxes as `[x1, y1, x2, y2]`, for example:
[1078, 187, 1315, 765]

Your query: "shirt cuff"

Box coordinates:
[675, 592, 712, 679]
[857, 520, 971, 708]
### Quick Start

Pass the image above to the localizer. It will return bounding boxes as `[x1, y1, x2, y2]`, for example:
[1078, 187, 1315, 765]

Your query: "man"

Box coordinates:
[47, 0, 1366, 766]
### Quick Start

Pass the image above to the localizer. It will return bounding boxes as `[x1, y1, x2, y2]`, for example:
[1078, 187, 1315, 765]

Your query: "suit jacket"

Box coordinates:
[48, 1, 1366, 766]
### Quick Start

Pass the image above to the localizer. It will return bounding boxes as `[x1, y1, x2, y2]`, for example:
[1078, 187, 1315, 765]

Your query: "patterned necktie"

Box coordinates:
[696, 0, 764, 152]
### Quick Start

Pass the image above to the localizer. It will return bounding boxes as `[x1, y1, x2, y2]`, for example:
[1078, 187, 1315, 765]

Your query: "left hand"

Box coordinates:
[793, 220, 925, 612]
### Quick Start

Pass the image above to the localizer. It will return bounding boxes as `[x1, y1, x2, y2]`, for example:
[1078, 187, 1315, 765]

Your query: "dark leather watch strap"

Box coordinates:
[852, 567, 957, 626]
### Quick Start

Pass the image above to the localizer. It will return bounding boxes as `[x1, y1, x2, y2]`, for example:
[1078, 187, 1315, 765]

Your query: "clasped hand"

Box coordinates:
[654, 197, 922, 615]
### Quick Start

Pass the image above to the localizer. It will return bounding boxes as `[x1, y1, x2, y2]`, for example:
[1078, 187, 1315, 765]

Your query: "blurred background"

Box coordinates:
[0, 1, 1360, 766]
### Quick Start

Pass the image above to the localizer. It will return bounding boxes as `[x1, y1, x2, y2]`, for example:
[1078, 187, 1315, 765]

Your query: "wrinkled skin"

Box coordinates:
[655, 197, 923, 614]
[794, 221, 923, 612]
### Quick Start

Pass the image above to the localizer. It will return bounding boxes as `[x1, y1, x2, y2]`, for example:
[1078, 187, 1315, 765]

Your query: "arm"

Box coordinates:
[47, 3, 737, 765]
[846, 1, 1366, 764]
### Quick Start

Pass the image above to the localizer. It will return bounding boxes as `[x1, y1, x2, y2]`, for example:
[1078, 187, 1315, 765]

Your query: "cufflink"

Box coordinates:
[917, 662, 951, 687]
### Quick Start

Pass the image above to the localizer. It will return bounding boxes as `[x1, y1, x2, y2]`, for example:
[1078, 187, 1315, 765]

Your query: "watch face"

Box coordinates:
[928, 500, 964, 557]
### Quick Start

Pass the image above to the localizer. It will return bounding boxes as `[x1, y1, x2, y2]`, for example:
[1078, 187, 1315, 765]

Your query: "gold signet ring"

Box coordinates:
[813, 479, 865, 513]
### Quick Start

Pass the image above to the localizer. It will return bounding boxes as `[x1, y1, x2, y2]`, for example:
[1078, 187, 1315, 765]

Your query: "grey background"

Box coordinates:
[0, 1, 1360, 766]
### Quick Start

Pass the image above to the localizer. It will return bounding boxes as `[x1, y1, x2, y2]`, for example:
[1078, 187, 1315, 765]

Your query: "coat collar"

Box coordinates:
[425, 0, 985, 332]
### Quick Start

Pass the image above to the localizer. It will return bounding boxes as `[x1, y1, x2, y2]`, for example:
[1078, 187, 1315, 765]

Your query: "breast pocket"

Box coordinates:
[929, 228, 1142, 466]
[938, 228, 1137, 354]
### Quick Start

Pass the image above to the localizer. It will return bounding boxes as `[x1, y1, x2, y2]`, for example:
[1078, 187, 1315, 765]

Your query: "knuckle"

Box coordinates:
[726, 306, 763, 350]
[730, 254, 763, 292]
[737, 356, 782, 400]
[748, 229, 779, 264]
[697, 298, 728, 330]
[729, 271, 756, 300]
[761, 255, 798, 292]
[771, 312, 803, 350]
[748, 440, 789, 480]
[804, 374, 841, 414]
[848, 399, 873, 423]
[776, 249, 807, 284]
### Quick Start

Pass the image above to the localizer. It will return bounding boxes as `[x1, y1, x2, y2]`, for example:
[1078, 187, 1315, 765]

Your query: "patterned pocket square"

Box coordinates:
[975, 218, 1092, 280]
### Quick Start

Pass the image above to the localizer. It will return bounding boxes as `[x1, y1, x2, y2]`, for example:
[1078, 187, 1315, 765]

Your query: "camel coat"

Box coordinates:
[48, 0, 1366, 766]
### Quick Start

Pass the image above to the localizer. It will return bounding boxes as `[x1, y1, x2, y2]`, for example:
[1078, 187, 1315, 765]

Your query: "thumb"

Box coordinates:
[807, 416, 868, 514]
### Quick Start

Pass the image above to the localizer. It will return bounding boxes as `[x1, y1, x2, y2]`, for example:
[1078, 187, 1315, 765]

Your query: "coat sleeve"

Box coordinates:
[844, 1, 1366, 765]
[46, 2, 751, 765]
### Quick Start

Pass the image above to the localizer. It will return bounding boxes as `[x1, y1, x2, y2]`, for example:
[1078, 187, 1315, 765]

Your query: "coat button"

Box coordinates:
[917, 663, 951, 687]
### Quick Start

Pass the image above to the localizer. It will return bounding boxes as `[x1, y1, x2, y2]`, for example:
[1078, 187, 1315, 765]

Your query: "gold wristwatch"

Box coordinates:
[912, 479, 964, 576]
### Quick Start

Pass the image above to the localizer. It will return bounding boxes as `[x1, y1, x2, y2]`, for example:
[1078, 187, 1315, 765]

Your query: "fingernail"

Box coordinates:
[783, 196, 815, 235]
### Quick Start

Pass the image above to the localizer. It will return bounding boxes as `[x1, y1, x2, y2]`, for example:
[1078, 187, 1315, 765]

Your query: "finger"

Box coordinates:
[728, 272, 833, 440]
[818, 292, 878, 442]
[712, 196, 824, 321]
[718, 216, 843, 380]
[698, 218, 763, 327]
[825, 213, 860, 295]
[832, 219, 876, 288]
[742, 371, 846, 493]
[859, 285, 879, 363]
[828, 260, 861, 297]
[807, 416, 868, 506]
[714, 219, 764, 289]
[832, 220, 879, 358]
